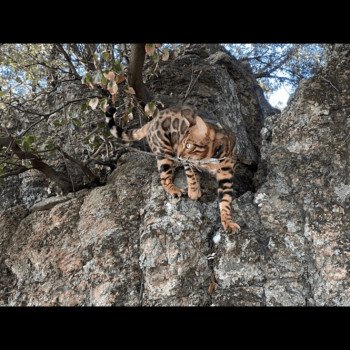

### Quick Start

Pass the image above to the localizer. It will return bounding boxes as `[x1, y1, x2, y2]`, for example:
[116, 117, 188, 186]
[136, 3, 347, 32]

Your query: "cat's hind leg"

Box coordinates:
[216, 165, 240, 233]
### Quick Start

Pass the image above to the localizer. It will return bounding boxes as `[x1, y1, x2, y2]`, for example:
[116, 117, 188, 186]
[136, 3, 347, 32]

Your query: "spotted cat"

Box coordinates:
[105, 105, 240, 233]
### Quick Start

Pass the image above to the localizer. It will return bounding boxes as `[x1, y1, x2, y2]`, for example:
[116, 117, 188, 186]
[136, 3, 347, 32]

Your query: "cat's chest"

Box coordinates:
[197, 162, 221, 176]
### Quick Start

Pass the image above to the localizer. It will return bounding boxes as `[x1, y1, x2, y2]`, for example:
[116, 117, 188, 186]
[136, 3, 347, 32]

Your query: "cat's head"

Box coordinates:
[177, 115, 215, 160]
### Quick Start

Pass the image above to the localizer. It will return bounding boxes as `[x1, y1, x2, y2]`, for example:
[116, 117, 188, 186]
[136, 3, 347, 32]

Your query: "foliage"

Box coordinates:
[224, 44, 327, 97]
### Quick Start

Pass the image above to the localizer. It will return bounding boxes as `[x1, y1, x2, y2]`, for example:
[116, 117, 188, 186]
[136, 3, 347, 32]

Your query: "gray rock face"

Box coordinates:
[0, 44, 349, 306]
[1, 154, 216, 306]
[0, 171, 50, 211]
[252, 44, 350, 305]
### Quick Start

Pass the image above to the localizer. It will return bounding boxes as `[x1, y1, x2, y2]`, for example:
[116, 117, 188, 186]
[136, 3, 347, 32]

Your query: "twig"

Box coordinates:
[0, 136, 72, 192]
[182, 68, 202, 103]
[19, 97, 98, 136]
[0, 166, 29, 178]
[21, 116, 45, 137]
[58, 147, 75, 193]
[8, 97, 91, 121]
[58, 147, 97, 182]
[56, 44, 81, 79]
[320, 76, 340, 92]
[86, 142, 105, 163]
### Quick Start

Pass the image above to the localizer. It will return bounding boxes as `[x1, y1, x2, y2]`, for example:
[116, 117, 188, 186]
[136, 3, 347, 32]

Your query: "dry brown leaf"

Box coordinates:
[125, 86, 136, 95]
[145, 44, 156, 56]
[100, 98, 108, 112]
[108, 81, 118, 95]
[88, 97, 99, 110]
[208, 281, 218, 295]
[208, 272, 218, 294]
[116, 75, 126, 84]
[104, 71, 116, 81]
[162, 48, 169, 61]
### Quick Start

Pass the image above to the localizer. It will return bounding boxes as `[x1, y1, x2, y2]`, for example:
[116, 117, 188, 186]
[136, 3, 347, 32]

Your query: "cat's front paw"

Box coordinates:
[222, 220, 240, 233]
[188, 188, 202, 200]
[168, 186, 185, 198]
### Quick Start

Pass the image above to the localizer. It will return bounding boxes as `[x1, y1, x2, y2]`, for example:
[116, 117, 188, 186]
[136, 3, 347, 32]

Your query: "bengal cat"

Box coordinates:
[105, 105, 240, 233]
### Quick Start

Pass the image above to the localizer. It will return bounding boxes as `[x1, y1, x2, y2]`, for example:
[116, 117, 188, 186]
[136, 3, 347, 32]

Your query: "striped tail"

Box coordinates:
[105, 106, 149, 141]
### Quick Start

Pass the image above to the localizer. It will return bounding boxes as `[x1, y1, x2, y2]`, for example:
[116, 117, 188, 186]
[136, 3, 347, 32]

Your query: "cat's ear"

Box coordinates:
[181, 107, 194, 118]
[183, 118, 191, 127]
[181, 107, 195, 127]
[194, 116, 208, 138]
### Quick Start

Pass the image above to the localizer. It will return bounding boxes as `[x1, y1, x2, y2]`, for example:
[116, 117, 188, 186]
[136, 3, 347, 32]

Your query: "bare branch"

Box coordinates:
[0, 166, 29, 178]
[254, 46, 297, 79]
[182, 62, 202, 103]
[320, 76, 340, 92]
[55, 44, 81, 79]
[70, 44, 95, 71]
[122, 44, 130, 64]
[0, 136, 72, 193]
[3, 97, 98, 137]
[58, 147, 99, 183]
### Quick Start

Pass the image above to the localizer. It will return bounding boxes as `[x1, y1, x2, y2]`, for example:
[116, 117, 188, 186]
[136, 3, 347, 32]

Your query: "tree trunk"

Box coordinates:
[128, 43, 153, 104]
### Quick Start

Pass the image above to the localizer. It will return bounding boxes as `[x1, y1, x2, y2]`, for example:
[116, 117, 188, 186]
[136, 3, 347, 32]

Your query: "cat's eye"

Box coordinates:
[186, 143, 192, 149]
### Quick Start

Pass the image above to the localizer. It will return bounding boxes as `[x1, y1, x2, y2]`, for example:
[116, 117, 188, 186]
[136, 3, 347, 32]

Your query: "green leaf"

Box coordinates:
[0, 91, 6, 98]
[100, 75, 108, 88]
[21, 134, 37, 151]
[53, 120, 62, 127]
[145, 102, 156, 117]
[72, 118, 82, 128]
[80, 100, 89, 113]
[111, 60, 123, 73]
[102, 51, 111, 61]
[82, 73, 93, 84]
[151, 52, 159, 63]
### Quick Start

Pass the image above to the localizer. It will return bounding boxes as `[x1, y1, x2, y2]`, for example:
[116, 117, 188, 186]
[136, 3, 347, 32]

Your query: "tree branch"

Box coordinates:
[0, 166, 29, 178]
[254, 47, 297, 79]
[58, 147, 100, 184]
[3, 97, 97, 135]
[0, 136, 73, 193]
[55, 44, 81, 79]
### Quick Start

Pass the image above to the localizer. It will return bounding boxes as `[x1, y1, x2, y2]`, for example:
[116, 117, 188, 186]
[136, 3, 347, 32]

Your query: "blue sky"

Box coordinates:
[268, 83, 293, 109]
